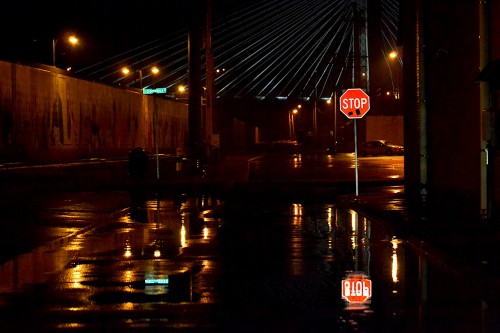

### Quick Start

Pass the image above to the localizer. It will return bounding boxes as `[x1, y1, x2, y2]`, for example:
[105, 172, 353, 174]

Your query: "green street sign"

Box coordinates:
[143, 87, 167, 95]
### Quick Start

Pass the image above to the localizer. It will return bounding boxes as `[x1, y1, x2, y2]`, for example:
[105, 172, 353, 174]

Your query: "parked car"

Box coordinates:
[360, 140, 404, 156]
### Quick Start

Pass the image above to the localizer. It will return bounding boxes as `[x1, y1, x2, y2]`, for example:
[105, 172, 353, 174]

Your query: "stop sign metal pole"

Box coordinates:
[354, 119, 359, 196]
[339, 88, 370, 197]
[153, 96, 160, 180]
[144, 87, 168, 180]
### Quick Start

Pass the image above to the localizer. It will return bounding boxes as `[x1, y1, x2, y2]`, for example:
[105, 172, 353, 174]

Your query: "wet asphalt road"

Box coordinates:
[0, 153, 492, 332]
[248, 152, 404, 183]
[0, 189, 406, 332]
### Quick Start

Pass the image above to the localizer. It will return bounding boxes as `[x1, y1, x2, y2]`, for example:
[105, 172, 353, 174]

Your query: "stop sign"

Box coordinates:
[339, 88, 370, 119]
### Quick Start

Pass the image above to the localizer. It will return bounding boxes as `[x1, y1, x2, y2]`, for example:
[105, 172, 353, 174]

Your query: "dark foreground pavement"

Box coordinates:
[1, 153, 500, 332]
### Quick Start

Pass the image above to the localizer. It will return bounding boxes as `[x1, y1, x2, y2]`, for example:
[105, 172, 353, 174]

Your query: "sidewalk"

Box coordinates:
[338, 189, 500, 315]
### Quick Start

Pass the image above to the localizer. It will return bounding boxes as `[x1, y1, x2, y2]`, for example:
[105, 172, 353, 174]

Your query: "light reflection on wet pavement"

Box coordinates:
[248, 153, 404, 182]
[0, 188, 488, 332]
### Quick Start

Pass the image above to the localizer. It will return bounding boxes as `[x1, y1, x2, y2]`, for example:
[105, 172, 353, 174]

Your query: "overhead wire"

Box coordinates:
[73, 0, 400, 100]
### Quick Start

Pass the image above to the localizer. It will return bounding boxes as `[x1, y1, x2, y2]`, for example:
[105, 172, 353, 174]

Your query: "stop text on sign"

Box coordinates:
[341, 97, 369, 111]
[338, 88, 371, 119]
[341, 272, 372, 304]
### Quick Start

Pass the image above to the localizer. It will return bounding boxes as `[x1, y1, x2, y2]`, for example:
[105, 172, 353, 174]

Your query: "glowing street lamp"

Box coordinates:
[289, 108, 299, 140]
[52, 35, 78, 67]
[122, 66, 159, 89]
[388, 50, 401, 99]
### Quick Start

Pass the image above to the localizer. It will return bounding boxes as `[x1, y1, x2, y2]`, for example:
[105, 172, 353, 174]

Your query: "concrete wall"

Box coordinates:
[0, 61, 188, 162]
[401, 1, 500, 217]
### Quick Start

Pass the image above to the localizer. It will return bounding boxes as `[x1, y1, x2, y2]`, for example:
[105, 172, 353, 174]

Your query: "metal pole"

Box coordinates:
[139, 69, 143, 90]
[479, 0, 490, 219]
[416, 0, 428, 204]
[205, 0, 214, 147]
[154, 95, 160, 180]
[334, 89, 337, 145]
[354, 119, 359, 196]
[52, 38, 56, 67]
[187, 1, 203, 166]
[313, 71, 318, 140]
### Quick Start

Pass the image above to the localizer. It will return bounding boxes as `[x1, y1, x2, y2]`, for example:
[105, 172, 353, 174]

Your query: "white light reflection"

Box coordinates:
[181, 223, 187, 247]
[121, 302, 135, 310]
[57, 323, 85, 329]
[123, 269, 134, 285]
[292, 154, 302, 168]
[292, 203, 303, 225]
[327, 207, 333, 232]
[327, 154, 334, 167]
[327, 206, 333, 251]
[391, 238, 402, 283]
[350, 210, 358, 250]
[203, 226, 209, 239]
[70, 265, 83, 289]
[124, 244, 132, 258]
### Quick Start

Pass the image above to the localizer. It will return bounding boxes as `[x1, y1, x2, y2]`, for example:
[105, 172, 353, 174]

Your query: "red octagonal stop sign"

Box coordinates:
[339, 88, 370, 119]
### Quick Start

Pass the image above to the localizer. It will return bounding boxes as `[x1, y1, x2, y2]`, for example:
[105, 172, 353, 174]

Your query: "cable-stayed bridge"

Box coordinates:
[75, 0, 400, 102]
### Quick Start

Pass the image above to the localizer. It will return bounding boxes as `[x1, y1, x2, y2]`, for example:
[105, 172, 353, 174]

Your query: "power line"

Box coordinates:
[74, 0, 400, 101]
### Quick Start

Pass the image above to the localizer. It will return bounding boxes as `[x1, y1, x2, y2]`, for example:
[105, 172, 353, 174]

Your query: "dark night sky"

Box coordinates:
[0, 0, 401, 103]
[0, 0, 250, 68]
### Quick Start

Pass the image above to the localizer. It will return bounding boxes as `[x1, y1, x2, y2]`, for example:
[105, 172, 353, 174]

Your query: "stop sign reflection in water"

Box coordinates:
[341, 272, 372, 304]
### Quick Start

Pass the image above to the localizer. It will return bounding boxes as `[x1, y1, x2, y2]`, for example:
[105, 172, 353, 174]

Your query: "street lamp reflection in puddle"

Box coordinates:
[70, 265, 83, 289]
[124, 243, 132, 258]
[292, 203, 303, 226]
[391, 237, 403, 286]
[181, 223, 187, 248]
[350, 210, 358, 251]
[292, 154, 302, 168]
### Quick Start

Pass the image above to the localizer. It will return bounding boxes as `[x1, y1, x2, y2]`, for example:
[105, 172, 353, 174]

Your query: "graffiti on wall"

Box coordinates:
[0, 61, 188, 161]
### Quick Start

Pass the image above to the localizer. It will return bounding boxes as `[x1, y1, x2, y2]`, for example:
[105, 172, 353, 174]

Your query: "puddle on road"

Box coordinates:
[0, 190, 491, 332]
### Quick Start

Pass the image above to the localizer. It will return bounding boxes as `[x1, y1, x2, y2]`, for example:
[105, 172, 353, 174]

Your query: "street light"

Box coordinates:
[122, 65, 161, 177]
[52, 35, 78, 67]
[289, 108, 299, 141]
[121, 66, 159, 89]
[388, 50, 401, 99]
[149, 67, 161, 180]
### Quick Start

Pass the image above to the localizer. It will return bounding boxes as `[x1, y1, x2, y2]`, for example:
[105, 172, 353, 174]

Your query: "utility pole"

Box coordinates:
[352, 0, 370, 92]
[352, 0, 370, 149]
[205, 0, 214, 154]
[416, 0, 428, 205]
[188, 0, 203, 169]
[479, 0, 491, 219]
[313, 70, 318, 140]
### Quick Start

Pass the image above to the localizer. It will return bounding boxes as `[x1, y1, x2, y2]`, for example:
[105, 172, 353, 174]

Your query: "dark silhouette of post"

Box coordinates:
[205, 0, 214, 152]
[188, 0, 203, 168]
